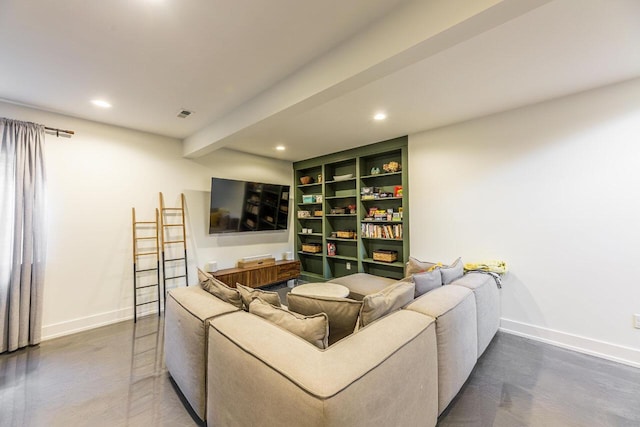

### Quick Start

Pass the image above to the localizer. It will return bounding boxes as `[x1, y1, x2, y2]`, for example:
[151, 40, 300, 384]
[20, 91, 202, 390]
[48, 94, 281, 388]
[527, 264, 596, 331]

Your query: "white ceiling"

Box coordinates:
[2, 0, 640, 162]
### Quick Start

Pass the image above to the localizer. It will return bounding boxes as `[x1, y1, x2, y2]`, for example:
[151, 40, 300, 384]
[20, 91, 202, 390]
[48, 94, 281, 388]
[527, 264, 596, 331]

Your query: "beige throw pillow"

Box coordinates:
[237, 283, 281, 310]
[287, 294, 362, 345]
[249, 298, 329, 349]
[197, 267, 214, 285]
[360, 281, 415, 327]
[201, 276, 243, 309]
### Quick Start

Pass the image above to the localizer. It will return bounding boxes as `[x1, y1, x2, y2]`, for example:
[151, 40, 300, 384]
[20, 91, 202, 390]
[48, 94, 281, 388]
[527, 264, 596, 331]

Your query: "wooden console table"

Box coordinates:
[212, 260, 300, 289]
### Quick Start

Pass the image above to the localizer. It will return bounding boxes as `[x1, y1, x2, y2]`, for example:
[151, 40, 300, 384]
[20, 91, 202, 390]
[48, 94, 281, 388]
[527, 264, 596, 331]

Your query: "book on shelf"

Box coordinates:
[361, 223, 403, 239]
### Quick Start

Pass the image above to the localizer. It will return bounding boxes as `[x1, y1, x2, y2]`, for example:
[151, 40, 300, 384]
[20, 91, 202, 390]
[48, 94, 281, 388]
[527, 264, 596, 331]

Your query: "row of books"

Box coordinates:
[361, 223, 403, 239]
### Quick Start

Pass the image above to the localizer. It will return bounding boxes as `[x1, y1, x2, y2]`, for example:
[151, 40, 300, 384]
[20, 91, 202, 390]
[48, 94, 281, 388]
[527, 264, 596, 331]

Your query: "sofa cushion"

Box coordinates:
[412, 269, 442, 297]
[327, 273, 396, 300]
[441, 257, 464, 285]
[201, 276, 243, 309]
[249, 298, 329, 349]
[360, 281, 415, 327]
[286, 293, 362, 345]
[405, 256, 441, 276]
[237, 283, 281, 310]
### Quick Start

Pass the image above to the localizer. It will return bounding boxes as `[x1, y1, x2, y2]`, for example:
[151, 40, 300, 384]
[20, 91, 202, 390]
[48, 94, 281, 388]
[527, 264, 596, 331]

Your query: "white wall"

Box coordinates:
[0, 101, 293, 339]
[408, 77, 640, 367]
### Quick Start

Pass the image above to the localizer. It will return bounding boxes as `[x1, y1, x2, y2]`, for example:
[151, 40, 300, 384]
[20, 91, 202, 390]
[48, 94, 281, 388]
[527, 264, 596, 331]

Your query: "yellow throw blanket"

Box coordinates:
[464, 260, 507, 275]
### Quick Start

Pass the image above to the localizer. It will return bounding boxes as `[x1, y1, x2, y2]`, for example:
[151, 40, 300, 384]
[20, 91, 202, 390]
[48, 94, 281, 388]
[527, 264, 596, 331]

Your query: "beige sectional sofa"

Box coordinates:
[164, 271, 501, 426]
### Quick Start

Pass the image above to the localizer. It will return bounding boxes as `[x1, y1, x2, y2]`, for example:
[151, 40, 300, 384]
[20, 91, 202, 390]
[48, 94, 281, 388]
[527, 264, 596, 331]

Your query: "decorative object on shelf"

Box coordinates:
[333, 173, 353, 181]
[330, 207, 346, 214]
[370, 167, 380, 175]
[298, 210, 311, 218]
[382, 161, 401, 173]
[347, 204, 357, 214]
[373, 250, 398, 263]
[302, 195, 316, 203]
[302, 243, 322, 253]
[317, 174, 322, 183]
[300, 176, 313, 185]
[237, 256, 276, 269]
[327, 242, 336, 256]
[315, 195, 323, 203]
[330, 231, 337, 238]
[313, 210, 323, 217]
[394, 185, 403, 198]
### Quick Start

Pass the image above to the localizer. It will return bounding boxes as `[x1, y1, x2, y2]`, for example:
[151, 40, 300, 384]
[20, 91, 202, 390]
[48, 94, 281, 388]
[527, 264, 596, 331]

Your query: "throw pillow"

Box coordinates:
[287, 294, 362, 345]
[441, 257, 464, 285]
[197, 267, 213, 285]
[249, 298, 329, 349]
[237, 283, 281, 310]
[201, 276, 243, 309]
[405, 256, 442, 276]
[360, 281, 415, 327]
[412, 269, 442, 297]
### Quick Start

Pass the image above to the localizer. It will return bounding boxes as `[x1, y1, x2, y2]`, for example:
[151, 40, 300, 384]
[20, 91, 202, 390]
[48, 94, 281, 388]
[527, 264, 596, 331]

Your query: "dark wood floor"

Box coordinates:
[1, 312, 639, 426]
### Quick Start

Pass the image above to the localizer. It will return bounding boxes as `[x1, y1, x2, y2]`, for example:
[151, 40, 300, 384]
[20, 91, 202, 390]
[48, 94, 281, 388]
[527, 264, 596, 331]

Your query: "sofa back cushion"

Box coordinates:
[249, 298, 329, 349]
[237, 283, 281, 310]
[199, 274, 243, 309]
[287, 294, 362, 345]
[360, 281, 415, 327]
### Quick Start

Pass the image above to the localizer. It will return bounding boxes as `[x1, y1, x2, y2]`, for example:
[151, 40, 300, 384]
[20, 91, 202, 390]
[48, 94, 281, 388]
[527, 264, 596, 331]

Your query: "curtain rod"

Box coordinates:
[44, 126, 74, 138]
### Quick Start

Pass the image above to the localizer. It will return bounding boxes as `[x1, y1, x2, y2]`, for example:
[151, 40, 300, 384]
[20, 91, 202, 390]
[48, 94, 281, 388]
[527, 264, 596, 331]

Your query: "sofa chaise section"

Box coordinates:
[164, 286, 240, 421]
[206, 309, 438, 427]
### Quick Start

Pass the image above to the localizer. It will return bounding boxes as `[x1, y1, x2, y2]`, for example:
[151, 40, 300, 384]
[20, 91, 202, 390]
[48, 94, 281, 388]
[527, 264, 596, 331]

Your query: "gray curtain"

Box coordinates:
[0, 118, 47, 353]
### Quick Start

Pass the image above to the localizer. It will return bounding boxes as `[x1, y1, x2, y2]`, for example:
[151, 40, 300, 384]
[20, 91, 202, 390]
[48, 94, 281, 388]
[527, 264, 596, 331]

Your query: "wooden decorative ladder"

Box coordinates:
[131, 208, 161, 322]
[159, 192, 189, 300]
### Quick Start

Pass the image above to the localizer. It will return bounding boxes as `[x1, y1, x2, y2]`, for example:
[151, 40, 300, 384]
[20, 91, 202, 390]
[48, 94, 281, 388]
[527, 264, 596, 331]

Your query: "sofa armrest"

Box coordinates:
[207, 309, 438, 426]
[164, 286, 239, 421]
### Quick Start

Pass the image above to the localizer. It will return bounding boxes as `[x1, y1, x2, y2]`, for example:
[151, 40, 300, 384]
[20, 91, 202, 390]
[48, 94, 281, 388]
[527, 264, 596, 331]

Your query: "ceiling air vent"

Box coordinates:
[177, 109, 194, 118]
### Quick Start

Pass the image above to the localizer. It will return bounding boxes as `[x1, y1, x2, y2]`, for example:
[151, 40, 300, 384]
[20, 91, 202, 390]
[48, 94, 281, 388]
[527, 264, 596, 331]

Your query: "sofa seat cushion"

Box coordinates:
[327, 273, 397, 300]
[405, 285, 477, 415]
[207, 309, 438, 426]
[360, 281, 415, 327]
[449, 272, 501, 357]
[286, 293, 362, 346]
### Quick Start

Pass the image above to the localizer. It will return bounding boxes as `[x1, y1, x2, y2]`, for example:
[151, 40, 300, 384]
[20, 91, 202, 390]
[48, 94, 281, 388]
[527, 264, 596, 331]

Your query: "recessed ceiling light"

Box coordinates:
[91, 99, 112, 108]
[275, 145, 286, 151]
[373, 112, 387, 121]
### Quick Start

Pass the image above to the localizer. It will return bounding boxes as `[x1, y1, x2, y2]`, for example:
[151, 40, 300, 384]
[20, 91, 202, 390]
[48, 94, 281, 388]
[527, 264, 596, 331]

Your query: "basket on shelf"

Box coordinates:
[336, 230, 355, 239]
[297, 210, 311, 218]
[313, 210, 323, 217]
[372, 250, 398, 263]
[302, 243, 322, 253]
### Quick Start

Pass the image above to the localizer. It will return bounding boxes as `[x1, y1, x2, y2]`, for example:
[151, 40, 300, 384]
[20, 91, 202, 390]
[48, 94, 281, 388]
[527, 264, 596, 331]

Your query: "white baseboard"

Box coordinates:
[42, 306, 160, 341]
[500, 318, 640, 369]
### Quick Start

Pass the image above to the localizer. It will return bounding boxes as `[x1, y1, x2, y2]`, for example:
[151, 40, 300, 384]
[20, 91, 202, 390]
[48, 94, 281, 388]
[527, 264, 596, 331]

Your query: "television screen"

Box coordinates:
[209, 178, 290, 234]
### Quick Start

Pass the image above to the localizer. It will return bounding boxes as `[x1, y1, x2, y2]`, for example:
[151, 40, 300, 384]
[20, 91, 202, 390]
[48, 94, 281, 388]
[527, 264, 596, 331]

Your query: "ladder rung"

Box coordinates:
[136, 251, 158, 256]
[165, 275, 186, 280]
[162, 208, 182, 211]
[135, 300, 159, 306]
[163, 240, 185, 244]
[135, 221, 157, 224]
[135, 268, 158, 273]
[165, 258, 185, 262]
[163, 224, 183, 227]
[135, 237, 157, 240]
[135, 284, 159, 290]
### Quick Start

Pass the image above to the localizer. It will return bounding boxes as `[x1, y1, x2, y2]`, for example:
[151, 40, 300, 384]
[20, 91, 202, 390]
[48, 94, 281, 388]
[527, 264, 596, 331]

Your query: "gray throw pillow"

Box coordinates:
[360, 281, 415, 327]
[287, 294, 362, 345]
[412, 269, 442, 297]
[249, 298, 329, 349]
[405, 256, 439, 276]
[441, 257, 464, 285]
[237, 283, 281, 310]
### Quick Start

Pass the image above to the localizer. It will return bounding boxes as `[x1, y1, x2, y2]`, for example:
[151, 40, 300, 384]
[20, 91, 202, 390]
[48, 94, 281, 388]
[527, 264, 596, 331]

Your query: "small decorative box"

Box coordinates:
[297, 210, 311, 218]
[302, 243, 322, 253]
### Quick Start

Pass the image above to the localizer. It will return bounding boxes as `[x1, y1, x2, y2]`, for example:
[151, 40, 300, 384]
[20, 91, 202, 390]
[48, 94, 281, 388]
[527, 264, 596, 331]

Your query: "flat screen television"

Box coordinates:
[209, 177, 290, 234]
